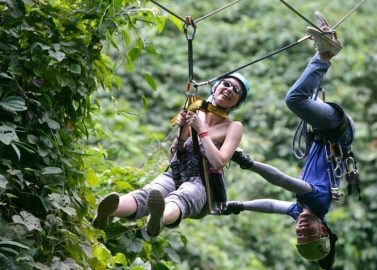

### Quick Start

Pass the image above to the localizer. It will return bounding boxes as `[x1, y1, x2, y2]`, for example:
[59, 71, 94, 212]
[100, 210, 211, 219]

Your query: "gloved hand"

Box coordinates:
[232, 149, 254, 169]
[222, 201, 245, 215]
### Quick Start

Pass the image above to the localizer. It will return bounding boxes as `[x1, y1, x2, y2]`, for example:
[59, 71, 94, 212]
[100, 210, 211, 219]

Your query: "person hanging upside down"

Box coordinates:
[93, 72, 250, 237]
[228, 11, 356, 269]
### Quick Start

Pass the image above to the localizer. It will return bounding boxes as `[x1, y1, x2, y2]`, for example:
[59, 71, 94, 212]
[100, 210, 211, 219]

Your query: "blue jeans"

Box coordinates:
[285, 54, 354, 144]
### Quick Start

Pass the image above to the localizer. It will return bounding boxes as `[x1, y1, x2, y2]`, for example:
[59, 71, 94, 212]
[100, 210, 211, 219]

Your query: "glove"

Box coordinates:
[223, 201, 245, 215]
[232, 149, 254, 169]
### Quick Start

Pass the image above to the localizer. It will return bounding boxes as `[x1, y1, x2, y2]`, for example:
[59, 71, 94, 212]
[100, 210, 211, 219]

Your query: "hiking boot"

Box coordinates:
[307, 11, 342, 56]
[146, 189, 165, 237]
[314, 11, 330, 29]
[92, 192, 119, 229]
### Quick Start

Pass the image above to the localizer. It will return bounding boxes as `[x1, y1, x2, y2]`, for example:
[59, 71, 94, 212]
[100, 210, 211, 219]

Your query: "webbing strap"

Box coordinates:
[170, 97, 228, 126]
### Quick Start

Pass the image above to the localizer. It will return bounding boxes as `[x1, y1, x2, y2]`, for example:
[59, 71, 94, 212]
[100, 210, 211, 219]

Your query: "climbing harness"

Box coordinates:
[292, 82, 362, 202]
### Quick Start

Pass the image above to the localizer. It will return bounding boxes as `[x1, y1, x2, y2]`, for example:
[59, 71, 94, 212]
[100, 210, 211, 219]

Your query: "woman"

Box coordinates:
[93, 72, 250, 237]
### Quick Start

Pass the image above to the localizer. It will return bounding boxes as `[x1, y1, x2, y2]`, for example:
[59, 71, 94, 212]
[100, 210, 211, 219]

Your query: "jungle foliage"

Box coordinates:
[0, 0, 168, 269]
[1, 0, 376, 270]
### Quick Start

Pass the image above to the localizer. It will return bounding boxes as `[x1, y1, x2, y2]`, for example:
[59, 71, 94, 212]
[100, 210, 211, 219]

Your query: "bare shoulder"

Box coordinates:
[229, 120, 243, 130]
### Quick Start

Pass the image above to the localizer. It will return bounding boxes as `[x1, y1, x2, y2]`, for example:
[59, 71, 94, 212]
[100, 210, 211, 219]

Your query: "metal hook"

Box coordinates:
[184, 16, 197, 40]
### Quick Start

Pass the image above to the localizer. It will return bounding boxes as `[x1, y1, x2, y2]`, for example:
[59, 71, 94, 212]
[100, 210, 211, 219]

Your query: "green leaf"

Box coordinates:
[0, 96, 27, 112]
[69, 64, 81, 74]
[92, 243, 112, 264]
[0, 72, 13, 79]
[48, 194, 77, 216]
[0, 124, 19, 145]
[12, 211, 42, 232]
[121, 29, 131, 46]
[128, 47, 140, 62]
[0, 174, 8, 189]
[10, 143, 21, 160]
[28, 262, 50, 270]
[112, 253, 127, 266]
[142, 95, 147, 109]
[0, 253, 11, 267]
[130, 258, 151, 270]
[163, 247, 180, 263]
[168, 14, 183, 31]
[0, 240, 29, 250]
[41, 167, 63, 175]
[86, 170, 99, 187]
[41, 113, 60, 130]
[143, 73, 157, 91]
[113, 0, 124, 9]
[0, 246, 19, 255]
[5, 0, 26, 18]
[48, 50, 66, 62]
[155, 16, 166, 33]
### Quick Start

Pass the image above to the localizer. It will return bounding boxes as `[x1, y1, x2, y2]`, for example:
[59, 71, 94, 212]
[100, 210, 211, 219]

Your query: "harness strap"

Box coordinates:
[170, 97, 228, 126]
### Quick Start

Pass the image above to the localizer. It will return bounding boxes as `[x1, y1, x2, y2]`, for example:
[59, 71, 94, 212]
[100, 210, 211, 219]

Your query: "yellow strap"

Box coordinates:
[170, 96, 228, 126]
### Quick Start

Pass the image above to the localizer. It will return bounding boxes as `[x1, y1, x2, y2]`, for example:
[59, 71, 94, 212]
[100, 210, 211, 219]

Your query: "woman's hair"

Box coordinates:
[318, 222, 338, 270]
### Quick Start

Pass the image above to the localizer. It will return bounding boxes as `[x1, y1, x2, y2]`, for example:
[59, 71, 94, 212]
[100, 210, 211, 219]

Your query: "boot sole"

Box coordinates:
[307, 27, 342, 55]
[92, 192, 119, 229]
[147, 190, 165, 237]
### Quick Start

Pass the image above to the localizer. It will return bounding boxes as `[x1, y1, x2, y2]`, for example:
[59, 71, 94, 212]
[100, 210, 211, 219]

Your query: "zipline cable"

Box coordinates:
[195, 0, 367, 87]
[194, 0, 242, 24]
[149, 0, 186, 23]
[332, 0, 367, 29]
[280, 0, 367, 31]
[280, 0, 324, 33]
[149, 0, 243, 26]
[193, 35, 310, 87]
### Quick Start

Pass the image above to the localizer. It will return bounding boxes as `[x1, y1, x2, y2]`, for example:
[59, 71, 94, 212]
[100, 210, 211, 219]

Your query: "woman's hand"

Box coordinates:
[176, 111, 188, 127]
[186, 111, 205, 133]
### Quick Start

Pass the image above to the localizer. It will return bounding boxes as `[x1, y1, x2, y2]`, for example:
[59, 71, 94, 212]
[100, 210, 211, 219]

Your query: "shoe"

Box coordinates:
[146, 189, 165, 237]
[307, 11, 342, 56]
[307, 27, 342, 56]
[92, 192, 119, 229]
[314, 11, 330, 29]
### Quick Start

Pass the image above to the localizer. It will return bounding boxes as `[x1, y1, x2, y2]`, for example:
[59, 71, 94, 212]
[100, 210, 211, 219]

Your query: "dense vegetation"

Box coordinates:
[1, 0, 376, 269]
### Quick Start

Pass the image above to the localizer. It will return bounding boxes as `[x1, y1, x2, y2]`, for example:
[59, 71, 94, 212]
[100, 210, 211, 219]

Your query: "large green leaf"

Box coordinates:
[0, 96, 27, 112]
[0, 124, 19, 145]
[0, 240, 29, 250]
[12, 211, 42, 232]
[48, 193, 77, 217]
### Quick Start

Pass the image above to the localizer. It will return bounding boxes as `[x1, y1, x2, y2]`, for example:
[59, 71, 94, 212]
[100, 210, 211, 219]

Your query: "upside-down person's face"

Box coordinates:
[213, 78, 243, 108]
[295, 209, 327, 244]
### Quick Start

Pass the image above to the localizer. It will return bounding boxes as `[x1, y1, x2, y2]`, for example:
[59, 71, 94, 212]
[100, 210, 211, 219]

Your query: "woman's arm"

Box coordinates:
[200, 121, 243, 169]
[186, 111, 243, 169]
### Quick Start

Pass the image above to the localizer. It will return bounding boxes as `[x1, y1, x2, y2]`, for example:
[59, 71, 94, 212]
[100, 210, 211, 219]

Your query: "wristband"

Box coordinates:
[198, 131, 209, 138]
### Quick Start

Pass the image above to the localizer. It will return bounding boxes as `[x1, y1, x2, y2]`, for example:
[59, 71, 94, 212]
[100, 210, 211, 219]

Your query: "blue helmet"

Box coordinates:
[211, 72, 250, 108]
[226, 72, 250, 99]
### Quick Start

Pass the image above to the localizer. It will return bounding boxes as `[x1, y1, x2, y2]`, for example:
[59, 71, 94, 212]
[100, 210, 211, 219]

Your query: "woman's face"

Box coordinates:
[213, 78, 243, 108]
[295, 209, 326, 244]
